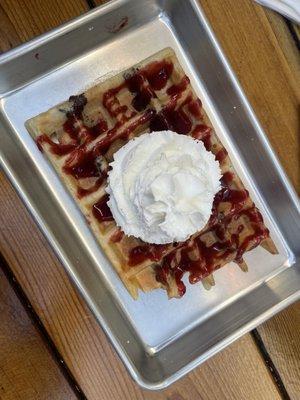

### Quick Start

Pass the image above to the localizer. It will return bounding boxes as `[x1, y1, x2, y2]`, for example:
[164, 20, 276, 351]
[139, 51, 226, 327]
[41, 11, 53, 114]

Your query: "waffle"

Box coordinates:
[26, 48, 277, 299]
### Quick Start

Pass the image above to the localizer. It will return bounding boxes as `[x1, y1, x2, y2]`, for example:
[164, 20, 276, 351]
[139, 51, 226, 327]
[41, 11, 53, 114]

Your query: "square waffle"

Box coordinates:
[26, 48, 277, 299]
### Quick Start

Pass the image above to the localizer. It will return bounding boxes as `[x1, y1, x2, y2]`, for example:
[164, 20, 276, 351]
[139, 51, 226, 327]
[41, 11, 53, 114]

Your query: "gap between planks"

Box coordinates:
[285, 19, 300, 50]
[251, 329, 291, 400]
[0, 252, 87, 400]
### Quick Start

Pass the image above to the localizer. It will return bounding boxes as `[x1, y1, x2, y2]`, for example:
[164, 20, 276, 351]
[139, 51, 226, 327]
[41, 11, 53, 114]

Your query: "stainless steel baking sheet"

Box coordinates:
[0, 0, 299, 390]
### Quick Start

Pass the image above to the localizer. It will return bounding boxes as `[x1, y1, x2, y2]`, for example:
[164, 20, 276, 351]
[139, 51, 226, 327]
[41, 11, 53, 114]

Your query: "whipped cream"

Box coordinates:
[106, 131, 222, 244]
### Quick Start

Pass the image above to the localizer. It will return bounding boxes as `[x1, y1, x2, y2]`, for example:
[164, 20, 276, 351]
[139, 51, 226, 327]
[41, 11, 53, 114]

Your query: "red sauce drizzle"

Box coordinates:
[188, 98, 202, 118]
[156, 206, 268, 296]
[192, 124, 212, 150]
[132, 89, 153, 112]
[125, 73, 154, 111]
[144, 60, 174, 91]
[235, 209, 268, 262]
[63, 118, 108, 144]
[149, 89, 196, 135]
[214, 188, 248, 207]
[128, 244, 168, 266]
[63, 116, 80, 141]
[209, 187, 249, 226]
[123, 60, 174, 112]
[63, 148, 99, 179]
[103, 82, 128, 117]
[167, 76, 190, 98]
[93, 109, 156, 156]
[87, 119, 108, 138]
[216, 148, 228, 163]
[92, 195, 113, 223]
[150, 107, 192, 135]
[126, 73, 145, 92]
[36, 58, 269, 298]
[221, 171, 234, 187]
[36, 134, 76, 156]
[149, 111, 170, 132]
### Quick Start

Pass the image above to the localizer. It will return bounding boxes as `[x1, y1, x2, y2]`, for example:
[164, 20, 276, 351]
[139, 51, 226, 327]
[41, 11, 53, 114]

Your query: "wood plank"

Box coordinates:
[200, 0, 300, 194]
[198, 2, 300, 398]
[0, 0, 298, 398]
[0, 172, 281, 400]
[264, 10, 300, 81]
[0, 0, 88, 53]
[257, 302, 300, 400]
[0, 266, 77, 400]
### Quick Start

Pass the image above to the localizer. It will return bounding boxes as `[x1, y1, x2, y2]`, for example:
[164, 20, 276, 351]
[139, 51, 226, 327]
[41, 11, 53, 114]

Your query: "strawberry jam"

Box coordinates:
[92, 195, 113, 223]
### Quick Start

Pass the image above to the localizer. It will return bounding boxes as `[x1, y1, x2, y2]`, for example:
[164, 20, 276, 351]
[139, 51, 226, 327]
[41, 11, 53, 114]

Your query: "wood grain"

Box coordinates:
[198, 2, 300, 397]
[0, 0, 87, 52]
[201, 0, 300, 194]
[264, 10, 300, 82]
[258, 302, 300, 400]
[0, 267, 77, 400]
[0, 0, 299, 399]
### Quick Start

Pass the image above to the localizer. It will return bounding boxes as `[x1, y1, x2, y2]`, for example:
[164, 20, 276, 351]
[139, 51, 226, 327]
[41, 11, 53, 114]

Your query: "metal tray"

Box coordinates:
[0, 0, 299, 390]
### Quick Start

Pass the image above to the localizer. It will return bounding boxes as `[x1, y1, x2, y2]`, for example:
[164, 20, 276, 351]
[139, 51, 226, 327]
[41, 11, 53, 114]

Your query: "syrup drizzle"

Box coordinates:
[192, 124, 212, 150]
[36, 134, 76, 156]
[92, 195, 113, 223]
[36, 58, 270, 296]
[216, 148, 228, 163]
[155, 206, 269, 297]
[128, 244, 168, 266]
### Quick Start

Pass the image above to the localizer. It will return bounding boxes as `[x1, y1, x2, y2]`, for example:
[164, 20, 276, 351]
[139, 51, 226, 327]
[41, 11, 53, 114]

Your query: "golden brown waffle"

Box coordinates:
[26, 48, 277, 299]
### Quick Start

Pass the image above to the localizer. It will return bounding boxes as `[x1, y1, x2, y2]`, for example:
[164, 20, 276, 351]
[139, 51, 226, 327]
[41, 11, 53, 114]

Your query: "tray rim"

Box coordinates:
[0, 0, 299, 390]
[0, 0, 126, 64]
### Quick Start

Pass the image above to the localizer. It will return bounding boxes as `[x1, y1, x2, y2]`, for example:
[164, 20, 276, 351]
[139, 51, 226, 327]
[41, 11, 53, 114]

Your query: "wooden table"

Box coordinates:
[0, 1, 299, 399]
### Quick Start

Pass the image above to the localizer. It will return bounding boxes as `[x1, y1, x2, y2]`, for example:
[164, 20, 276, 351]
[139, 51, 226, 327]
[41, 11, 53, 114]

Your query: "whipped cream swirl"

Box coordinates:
[106, 131, 221, 244]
